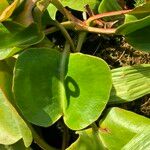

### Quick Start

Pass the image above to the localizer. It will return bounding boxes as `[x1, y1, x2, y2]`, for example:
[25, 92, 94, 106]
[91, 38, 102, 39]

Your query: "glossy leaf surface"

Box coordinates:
[99, 107, 150, 149]
[68, 107, 150, 149]
[122, 129, 150, 150]
[64, 53, 112, 130]
[13, 48, 112, 130]
[0, 59, 32, 147]
[66, 128, 105, 150]
[117, 12, 150, 52]
[110, 64, 150, 103]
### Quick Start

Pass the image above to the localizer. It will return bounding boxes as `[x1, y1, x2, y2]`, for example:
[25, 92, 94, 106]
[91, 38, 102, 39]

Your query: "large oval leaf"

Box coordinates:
[13, 48, 112, 130]
[13, 48, 63, 127]
[64, 53, 112, 130]
[0, 59, 32, 147]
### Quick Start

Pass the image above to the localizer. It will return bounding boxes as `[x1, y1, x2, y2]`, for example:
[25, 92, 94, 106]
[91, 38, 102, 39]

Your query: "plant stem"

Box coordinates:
[75, 32, 87, 52]
[44, 21, 75, 35]
[49, 20, 75, 51]
[86, 9, 132, 24]
[44, 21, 116, 35]
[28, 124, 58, 150]
[60, 121, 69, 150]
[91, 123, 99, 132]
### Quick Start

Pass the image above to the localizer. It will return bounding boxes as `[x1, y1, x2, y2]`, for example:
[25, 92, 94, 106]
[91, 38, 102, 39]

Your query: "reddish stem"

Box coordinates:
[86, 9, 132, 24]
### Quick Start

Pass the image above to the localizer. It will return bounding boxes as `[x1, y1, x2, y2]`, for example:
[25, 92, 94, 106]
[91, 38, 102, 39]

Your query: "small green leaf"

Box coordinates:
[116, 15, 150, 52]
[62, 0, 99, 11]
[47, 0, 100, 19]
[124, 3, 150, 23]
[0, 23, 44, 60]
[0, 59, 32, 147]
[98, 0, 122, 13]
[13, 48, 112, 130]
[99, 107, 150, 149]
[66, 128, 105, 150]
[109, 64, 150, 103]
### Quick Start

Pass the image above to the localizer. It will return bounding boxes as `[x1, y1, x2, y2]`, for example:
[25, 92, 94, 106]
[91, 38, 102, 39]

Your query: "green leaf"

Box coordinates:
[134, 0, 149, 7]
[98, 0, 122, 13]
[61, 0, 99, 11]
[47, 4, 57, 19]
[99, 107, 150, 149]
[66, 128, 105, 150]
[0, 23, 44, 60]
[13, 48, 64, 127]
[109, 64, 150, 103]
[0, 140, 30, 150]
[116, 15, 150, 52]
[3, 21, 24, 33]
[64, 53, 112, 130]
[13, 48, 112, 130]
[122, 128, 150, 150]
[0, 0, 20, 22]
[47, 0, 100, 19]
[68, 107, 150, 149]
[98, 0, 122, 21]
[0, 59, 32, 147]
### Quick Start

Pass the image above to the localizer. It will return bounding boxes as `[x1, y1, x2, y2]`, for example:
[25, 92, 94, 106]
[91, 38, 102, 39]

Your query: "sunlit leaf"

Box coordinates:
[64, 53, 112, 130]
[122, 128, 150, 150]
[68, 107, 150, 149]
[13, 48, 112, 130]
[66, 128, 105, 150]
[99, 107, 150, 149]
[110, 64, 150, 103]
